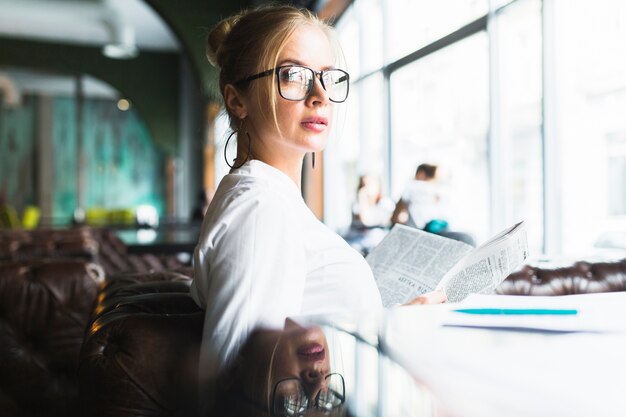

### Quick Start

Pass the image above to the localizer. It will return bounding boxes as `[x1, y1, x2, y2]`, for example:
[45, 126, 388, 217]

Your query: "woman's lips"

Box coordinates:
[301, 117, 328, 133]
[297, 343, 326, 361]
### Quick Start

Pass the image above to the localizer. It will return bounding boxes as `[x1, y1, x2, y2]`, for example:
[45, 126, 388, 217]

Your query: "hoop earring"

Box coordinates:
[224, 129, 252, 169]
[312, 152, 315, 169]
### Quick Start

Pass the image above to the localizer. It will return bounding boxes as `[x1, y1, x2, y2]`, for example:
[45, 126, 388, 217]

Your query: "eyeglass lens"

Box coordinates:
[273, 374, 345, 416]
[278, 66, 349, 103]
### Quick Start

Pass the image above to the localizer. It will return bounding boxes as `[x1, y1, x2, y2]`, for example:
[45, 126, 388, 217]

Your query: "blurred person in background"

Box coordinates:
[352, 174, 394, 229]
[392, 163, 449, 233]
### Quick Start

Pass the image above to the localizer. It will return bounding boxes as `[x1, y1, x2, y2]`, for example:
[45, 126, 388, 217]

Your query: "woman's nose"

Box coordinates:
[307, 76, 329, 105]
[300, 369, 327, 397]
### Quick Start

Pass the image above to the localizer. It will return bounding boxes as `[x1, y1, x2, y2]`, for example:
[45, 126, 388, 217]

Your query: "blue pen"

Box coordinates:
[453, 308, 578, 315]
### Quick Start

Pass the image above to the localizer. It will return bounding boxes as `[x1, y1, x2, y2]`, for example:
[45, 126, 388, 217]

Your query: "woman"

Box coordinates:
[191, 5, 444, 379]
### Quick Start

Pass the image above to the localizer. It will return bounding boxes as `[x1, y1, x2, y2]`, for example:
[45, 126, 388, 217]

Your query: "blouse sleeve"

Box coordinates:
[192, 189, 306, 374]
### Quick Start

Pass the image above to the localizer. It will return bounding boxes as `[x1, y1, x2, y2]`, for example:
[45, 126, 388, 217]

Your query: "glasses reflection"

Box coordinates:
[211, 320, 347, 417]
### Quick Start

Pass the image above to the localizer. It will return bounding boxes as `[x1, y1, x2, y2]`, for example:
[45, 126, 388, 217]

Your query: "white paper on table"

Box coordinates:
[381, 303, 626, 417]
[443, 292, 626, 333]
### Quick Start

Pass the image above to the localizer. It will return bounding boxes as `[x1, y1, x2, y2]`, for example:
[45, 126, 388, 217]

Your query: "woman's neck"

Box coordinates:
[259, 155, 304, 189]
[234, 150, 304, 190]
[235, 132, 306, 189]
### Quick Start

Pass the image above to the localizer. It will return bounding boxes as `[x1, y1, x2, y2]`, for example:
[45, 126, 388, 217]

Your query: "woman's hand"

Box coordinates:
[403, 290, 447, 306]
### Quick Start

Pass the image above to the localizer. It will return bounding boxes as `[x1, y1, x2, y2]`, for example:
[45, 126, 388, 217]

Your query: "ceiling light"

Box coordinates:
[103, 43, 138, 59]
[117, 98, 130, 111]
[101, 2, 138, 59]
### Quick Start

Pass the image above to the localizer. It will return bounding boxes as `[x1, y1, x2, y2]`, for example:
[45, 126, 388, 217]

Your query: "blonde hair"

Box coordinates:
[207, 5, 340, 133]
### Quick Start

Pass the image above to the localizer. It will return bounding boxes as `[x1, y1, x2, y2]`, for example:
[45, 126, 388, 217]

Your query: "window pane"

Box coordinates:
[336, 5, 360, 79]
[355, 0, 384, 75]
[324, 82, 360, 231]
[336, 0, 384, 79]
[324, 74, 386, 231]
[608, 154, 626, 216]
[551, 0, 626, 255]
[385, 0, 488, 64]
[390, 32, 490, 242]
[492, 0, 543, 254]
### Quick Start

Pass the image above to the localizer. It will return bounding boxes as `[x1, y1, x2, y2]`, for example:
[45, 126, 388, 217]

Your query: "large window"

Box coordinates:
[546, 0, 626, 255]
[390, 32, 490, 241]
[329, 0, 626, 257]
[491, 0, 543, 252]
[385, 0, 488, 63]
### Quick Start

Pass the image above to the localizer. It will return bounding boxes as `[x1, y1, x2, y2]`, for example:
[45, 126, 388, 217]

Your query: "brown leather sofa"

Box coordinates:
[0, 228, 193, 417]
[0, 227, 192, 276]
[0, 259, 104, 417]
[497, 258, 626, 295]
[92, 228, 193, 276]
[0, 228, 99, 262]
[78, 270, 203, 417]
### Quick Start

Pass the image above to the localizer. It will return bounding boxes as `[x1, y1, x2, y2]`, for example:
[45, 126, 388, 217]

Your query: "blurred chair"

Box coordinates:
[85, 207, 109, 227]
[107, 208, 136, 226]
[0, 204, 20, 229]
[21, 205, 41, 230]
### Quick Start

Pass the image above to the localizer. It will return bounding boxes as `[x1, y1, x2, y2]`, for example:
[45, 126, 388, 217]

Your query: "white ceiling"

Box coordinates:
[0, 0, 180, 51]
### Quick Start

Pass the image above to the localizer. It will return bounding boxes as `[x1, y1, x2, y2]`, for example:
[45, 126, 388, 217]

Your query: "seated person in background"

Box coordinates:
[391, 163, 449, 232]
[351, 174, 394, 229]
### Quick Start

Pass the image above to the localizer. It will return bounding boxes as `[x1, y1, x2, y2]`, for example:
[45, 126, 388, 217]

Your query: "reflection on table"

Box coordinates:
[292, 291, 626, 417]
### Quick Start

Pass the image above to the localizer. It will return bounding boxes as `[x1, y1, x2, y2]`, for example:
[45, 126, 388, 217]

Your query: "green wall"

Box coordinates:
[0, 37, 180, 155]
[0, 95, 165, 225]
[0, 96, 37, 211]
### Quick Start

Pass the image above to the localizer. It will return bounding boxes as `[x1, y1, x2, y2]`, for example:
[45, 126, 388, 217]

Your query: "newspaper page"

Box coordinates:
[366, 225, 473, 307]
[436, 221, 529, 303]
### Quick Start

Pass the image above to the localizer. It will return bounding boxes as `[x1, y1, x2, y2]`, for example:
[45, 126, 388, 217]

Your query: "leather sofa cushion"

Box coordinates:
[0, 259, 104, 417]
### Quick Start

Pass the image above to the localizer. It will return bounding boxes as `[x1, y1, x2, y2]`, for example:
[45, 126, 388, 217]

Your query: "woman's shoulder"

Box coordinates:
[200, 171, 301, 239]
[212, 171, 292, 212]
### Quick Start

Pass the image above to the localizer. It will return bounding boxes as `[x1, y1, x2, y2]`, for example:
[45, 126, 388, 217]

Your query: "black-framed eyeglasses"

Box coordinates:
[235, 65, 350, 103]
[271, 373, 345, 417]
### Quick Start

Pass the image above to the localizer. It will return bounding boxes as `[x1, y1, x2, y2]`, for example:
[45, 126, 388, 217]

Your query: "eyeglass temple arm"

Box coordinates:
[235, 68, 277, 86]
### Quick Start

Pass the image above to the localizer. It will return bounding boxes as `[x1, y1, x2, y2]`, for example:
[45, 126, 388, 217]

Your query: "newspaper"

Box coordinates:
[366, 222, 529, 306]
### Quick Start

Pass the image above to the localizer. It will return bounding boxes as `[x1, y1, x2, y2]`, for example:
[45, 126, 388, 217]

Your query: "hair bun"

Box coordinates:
[207, 14, 241, 68]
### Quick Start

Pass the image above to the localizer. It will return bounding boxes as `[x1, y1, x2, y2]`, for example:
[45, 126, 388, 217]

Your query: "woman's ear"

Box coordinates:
[223, 84, 247, 120]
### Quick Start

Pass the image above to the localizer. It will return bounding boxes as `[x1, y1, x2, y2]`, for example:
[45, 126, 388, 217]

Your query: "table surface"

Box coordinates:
[115, 227, 199, 254]
[304, 292, 626, 417]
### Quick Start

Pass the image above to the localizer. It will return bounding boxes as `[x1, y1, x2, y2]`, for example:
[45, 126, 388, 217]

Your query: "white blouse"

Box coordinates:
[190, 160, 382, 373]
